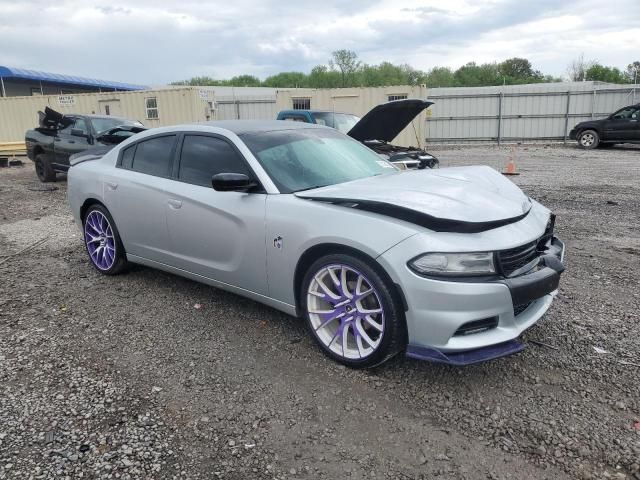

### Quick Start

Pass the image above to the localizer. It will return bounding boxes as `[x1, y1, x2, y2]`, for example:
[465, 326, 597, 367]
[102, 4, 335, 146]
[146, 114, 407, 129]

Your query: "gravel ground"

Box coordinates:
[0, 144, 639, 480]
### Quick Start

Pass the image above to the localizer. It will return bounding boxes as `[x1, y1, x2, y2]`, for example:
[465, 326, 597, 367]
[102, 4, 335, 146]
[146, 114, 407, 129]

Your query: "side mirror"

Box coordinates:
[211, 173, 257, 192]
[71, 128, 88, 138]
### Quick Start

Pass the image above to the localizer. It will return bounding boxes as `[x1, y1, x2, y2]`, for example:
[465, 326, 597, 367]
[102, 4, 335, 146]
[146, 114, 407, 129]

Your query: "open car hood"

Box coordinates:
[347, 99, 434, 143]
[296, 166, 532, 233]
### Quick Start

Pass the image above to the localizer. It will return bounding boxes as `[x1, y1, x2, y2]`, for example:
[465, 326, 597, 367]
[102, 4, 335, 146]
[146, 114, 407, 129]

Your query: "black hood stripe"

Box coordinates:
[300, 196, 530, 233]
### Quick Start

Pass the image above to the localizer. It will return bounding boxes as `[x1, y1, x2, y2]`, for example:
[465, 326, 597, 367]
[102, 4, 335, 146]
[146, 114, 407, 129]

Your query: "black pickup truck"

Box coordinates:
[25, 107, 145, 182]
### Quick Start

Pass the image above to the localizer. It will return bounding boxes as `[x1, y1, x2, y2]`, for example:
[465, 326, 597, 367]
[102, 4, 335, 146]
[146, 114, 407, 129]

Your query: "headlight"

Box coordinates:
[409, 252, 495, 275]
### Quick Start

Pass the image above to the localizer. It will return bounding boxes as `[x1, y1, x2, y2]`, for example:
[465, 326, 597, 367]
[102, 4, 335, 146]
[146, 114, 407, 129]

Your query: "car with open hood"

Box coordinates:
[277, 99, 439, 169]
[25, 106, 145, 182]
[67, 120, 565, 368]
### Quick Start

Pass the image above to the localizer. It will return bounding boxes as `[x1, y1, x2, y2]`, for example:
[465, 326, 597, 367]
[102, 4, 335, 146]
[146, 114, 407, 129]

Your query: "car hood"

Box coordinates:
[296, 166, 532, 233]
[347, 99, 434, 143]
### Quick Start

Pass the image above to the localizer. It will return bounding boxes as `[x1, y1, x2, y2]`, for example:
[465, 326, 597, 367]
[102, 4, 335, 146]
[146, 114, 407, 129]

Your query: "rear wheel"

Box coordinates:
[35, 154, 56, 182]
[301, 253, 406, 368]
[82, 204, 128, 275]
[577, 130, 600, 149]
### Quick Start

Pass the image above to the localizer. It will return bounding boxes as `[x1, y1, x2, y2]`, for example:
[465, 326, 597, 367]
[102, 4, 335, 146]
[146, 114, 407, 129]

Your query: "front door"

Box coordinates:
[162, 133, 268, 295]
[603, 106, 640, 141]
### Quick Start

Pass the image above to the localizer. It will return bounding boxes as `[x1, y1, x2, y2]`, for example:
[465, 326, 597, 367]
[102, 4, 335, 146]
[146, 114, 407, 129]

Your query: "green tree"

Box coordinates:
[498, 57, 544, 84]
[263, 71, 308, 88]
[307, 65, 342, 88]
[330, 49, 361, 87]
[625, 61, 640, 84]
[585, 64, 627, 84]
[228, 75, 261, 87]
[425, 67, 456, 87]
[454, 62, 502, 87]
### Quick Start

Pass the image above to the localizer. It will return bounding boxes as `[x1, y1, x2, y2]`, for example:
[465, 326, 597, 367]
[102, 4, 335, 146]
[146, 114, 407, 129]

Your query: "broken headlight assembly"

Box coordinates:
[409, 252, 496, 276]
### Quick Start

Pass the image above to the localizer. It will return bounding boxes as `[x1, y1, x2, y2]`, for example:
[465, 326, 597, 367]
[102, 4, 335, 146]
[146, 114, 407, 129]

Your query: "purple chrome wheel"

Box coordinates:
[84, 210, 116, 271]
[306, 264, 385, 360]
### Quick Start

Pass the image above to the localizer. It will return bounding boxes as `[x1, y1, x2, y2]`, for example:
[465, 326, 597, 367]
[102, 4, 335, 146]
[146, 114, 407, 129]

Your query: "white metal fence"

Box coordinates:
[425, 82, 639, 144]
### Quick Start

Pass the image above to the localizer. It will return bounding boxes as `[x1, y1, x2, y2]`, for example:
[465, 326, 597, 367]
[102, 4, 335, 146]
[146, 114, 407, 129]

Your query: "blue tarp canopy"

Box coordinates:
[0, 66, 147, 91]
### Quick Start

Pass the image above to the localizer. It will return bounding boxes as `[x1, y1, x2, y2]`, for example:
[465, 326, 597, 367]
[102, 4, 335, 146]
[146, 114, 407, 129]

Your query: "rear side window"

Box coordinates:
[121, 145, 136, 169]
[178, 135, 249, 187]
[130, 135, 176, 177]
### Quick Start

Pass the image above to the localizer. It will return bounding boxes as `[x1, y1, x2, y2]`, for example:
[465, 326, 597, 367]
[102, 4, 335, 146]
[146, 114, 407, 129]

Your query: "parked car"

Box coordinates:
[570, 104, 640, 149]
[25, 107, 145, 182]
[67, 120, 565, 368]
[277, 99, 439, 169]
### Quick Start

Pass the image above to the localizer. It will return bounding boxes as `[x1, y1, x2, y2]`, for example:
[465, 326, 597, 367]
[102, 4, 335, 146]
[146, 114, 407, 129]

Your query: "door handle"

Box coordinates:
[106, 182, 118, 191]
[54, 138, 61, 142]
[69, 140, 75, 144]
[167, 199, 182, 209]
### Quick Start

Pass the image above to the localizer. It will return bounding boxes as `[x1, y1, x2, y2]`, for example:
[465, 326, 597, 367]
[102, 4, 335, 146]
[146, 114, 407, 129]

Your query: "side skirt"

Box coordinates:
[126, 254, 298, 317]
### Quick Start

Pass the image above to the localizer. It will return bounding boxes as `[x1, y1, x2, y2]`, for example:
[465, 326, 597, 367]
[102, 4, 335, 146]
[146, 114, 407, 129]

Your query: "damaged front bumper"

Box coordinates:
[381, 232, 565, 366]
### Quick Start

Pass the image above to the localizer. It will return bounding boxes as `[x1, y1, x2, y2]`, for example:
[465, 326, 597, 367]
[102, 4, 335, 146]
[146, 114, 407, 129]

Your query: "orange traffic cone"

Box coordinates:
[502, 147, 520, 176]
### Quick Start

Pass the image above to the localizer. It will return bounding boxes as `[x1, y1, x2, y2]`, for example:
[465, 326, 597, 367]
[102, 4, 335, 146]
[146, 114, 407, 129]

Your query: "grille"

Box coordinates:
[513, 302, 532, 316]
[496, 241, 538, 276]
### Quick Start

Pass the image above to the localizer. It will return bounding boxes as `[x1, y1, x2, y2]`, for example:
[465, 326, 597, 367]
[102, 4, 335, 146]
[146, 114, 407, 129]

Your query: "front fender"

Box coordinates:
[265, 194, 417, 306]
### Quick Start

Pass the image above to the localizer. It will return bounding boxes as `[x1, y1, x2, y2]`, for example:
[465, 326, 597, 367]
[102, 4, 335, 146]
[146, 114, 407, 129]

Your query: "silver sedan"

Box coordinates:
[67, 121, 565, 368]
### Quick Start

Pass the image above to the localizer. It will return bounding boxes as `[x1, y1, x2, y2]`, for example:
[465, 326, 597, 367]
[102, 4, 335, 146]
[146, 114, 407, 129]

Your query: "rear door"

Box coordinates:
[104, 134, 177, 263]
[162, 133, 268, 294]
[603, 106, 639, 141]
[53, 117, 91, 169]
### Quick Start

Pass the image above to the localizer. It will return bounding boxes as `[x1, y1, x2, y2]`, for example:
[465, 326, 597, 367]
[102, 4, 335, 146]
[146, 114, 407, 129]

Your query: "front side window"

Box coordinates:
[178, 135, 250, 187]
[612, 107, 636, 120]
[241, 128, 396, 193]
[74, 118, 88, 134]
[130, 135, 175, 177]
[146, 97, 159, 119]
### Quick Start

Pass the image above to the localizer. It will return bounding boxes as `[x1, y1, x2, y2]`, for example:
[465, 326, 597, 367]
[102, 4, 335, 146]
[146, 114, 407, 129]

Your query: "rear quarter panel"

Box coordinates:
[24, 129, 55, 160]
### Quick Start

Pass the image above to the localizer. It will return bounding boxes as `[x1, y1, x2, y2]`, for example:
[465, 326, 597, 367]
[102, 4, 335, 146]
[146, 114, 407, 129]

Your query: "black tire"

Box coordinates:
[82, 204, 129, 275]
[300, 253, 406, 368]
[577, 129, 600, 149]
[35, 154, 56, 182]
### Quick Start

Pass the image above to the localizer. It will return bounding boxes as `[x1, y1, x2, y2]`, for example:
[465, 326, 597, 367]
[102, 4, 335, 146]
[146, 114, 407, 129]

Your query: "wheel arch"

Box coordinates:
[80, 197, 108, 222]
[293, 242, 408, 317]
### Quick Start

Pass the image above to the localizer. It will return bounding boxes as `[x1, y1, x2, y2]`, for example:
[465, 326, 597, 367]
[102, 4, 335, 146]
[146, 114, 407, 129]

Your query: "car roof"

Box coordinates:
[199, 120, 328, 135]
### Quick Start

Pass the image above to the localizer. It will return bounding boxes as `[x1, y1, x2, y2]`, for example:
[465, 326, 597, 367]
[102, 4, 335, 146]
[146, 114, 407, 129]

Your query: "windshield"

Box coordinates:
[91, 118, 143, 134]
[241, 128, 396, 193]
[311, 112, 360, 134]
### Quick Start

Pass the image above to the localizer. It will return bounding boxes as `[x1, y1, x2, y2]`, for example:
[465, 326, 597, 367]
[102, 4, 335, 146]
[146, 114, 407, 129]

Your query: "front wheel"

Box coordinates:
[301, 253, 406, 368]
[83, 204, 128, 275]
[577, 130, 600, 149]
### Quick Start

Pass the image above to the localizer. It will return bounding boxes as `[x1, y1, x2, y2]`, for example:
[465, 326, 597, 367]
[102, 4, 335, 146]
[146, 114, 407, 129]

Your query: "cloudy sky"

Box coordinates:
[1, 0, 638, 85]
